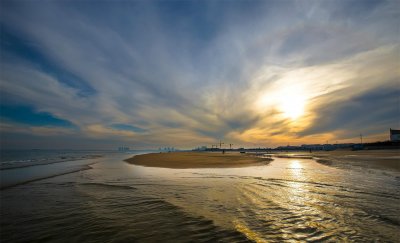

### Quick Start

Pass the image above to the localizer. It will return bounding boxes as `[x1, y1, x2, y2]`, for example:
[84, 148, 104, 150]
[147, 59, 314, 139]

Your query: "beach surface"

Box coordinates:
[268, 149, 400, 172]
[2, 151, 400, 242]
[313, 150, 400, 171]
[125, 152, 272, 168]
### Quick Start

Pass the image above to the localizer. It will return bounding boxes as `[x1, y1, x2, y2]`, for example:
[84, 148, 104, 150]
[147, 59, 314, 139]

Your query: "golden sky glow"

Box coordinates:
[1, 1, 399, 149]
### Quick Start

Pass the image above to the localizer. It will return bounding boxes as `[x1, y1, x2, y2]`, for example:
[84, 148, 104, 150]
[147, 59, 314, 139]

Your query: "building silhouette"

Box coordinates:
[390, 128, 400, 141]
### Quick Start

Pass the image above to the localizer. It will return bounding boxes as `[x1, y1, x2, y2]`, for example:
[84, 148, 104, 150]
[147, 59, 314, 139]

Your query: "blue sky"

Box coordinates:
[1, 0, 399, 149]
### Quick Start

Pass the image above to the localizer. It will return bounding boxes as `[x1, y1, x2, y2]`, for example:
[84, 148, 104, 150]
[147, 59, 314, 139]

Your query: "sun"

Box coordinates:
[279, 94, 306, 120]
[256, 86, 308, 120]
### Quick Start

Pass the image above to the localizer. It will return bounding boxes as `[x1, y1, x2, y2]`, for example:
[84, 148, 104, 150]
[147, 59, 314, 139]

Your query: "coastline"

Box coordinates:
[0, 164, 94, 190]
[0, 157, 105, 190]
[125, 150, 399, 171]
[268, 149, 400, 172]
[125, 152, 273, 169]
[0, 154, 102, 170]
[2, 150, 400, 242]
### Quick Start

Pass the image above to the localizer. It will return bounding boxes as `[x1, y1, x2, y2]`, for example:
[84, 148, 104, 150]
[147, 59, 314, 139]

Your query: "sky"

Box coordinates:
[0, 0, 399, 150]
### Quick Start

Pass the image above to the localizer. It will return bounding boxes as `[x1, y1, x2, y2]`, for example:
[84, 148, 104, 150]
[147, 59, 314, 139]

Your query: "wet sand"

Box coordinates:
[125, 152, 272, 169]
[270, 149, 400, 172]
[2, 153, 400, 242]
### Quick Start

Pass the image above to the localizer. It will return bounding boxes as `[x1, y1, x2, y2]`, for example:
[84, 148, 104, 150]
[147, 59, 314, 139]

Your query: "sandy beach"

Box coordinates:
[125, 152, 273, 169]
[3, 151, 400, 242]
[269, 149, 400, 172]
[314, 150, 400, 172]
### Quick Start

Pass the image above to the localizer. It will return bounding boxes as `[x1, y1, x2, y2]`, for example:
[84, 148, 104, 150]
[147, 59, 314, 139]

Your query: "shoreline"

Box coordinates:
[0, 159, 101, 190]
[125, 150, 400, 172]
[267, 150, 400, 172]
[125, 152, 273, 169]
[0, 155, 103, 170]
[0, 164, 94, 190]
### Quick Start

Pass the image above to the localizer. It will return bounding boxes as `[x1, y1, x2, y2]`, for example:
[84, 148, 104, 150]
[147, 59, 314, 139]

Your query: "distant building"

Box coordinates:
[118, 146, 130, 151]
[351, 144, 364, 150]
[390, 128, 400, 141]
[193, 146, 207, 151]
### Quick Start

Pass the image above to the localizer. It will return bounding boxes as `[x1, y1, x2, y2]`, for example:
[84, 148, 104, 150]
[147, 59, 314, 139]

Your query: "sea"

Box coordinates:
[1, 150, 399, 242]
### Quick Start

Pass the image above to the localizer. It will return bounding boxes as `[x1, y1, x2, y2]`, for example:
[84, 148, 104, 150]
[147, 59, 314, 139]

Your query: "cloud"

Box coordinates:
[111, 124, 147, 133]
[299, 84, 400, 137]
[0, 104, 75, 127]
[1, 0, 399, 148]
[0, 122, 76, 136]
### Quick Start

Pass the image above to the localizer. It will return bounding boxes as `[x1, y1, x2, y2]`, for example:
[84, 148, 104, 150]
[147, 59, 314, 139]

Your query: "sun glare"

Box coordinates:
[279, 94, 306, 120]
[256, 87, 308, 121]
[290, 160, 302, 169]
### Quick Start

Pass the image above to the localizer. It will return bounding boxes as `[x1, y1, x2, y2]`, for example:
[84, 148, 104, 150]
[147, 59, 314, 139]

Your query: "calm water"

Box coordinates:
[1, 153, 399, 242]
[0, 149, 112, 169]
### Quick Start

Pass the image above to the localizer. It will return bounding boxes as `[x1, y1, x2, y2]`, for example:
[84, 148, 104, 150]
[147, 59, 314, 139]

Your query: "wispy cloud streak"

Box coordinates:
[1, 0, 398, 148]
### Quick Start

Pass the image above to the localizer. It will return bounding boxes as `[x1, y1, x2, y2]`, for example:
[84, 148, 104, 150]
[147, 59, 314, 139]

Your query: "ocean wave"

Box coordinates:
[0, 154, 102, 170]
[1, 164, 94, 190]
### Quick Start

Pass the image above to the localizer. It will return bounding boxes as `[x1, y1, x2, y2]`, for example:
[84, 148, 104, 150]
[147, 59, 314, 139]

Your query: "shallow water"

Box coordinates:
[1, 154, 399, 242]
[0, 149, 109, 169]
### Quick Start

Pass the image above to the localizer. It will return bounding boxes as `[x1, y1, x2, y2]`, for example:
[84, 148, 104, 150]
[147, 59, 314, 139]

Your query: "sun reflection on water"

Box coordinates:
[287, 160, 306, 206]
[290, 160, 302, 170]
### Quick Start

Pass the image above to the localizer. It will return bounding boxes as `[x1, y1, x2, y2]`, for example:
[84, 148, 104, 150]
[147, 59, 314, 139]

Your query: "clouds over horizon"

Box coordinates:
[1, 0, 399, 149]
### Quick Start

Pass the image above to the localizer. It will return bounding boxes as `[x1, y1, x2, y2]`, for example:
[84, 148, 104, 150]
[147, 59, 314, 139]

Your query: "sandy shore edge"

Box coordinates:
[267, 150, 400, 172]
[125, 152, 273, 169]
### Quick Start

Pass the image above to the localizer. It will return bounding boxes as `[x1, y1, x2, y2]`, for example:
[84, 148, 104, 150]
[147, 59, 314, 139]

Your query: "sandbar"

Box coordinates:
[125, 152, 273, 169]
[269, 150, 400, 172]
